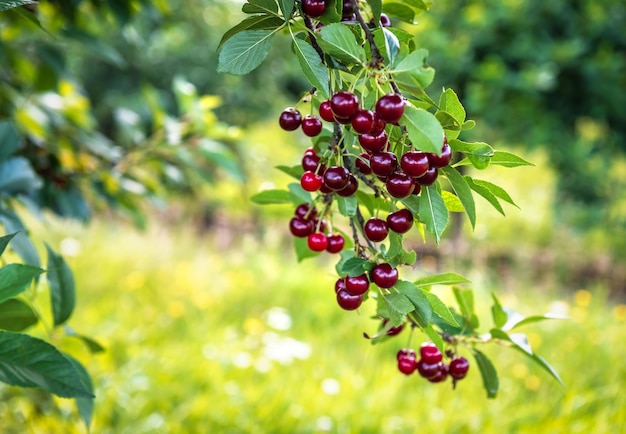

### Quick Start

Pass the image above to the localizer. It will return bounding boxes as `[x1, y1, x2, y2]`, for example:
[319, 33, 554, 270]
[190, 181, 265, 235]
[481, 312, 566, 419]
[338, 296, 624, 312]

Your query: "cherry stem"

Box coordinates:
[302, 15, 326, 63]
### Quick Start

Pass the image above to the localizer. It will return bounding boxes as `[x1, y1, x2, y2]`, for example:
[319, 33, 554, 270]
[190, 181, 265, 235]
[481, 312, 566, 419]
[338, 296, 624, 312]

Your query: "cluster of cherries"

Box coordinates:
[302, 0, 392, 26]
[398, 342, 470, 384]
[333, 262, 399, 310]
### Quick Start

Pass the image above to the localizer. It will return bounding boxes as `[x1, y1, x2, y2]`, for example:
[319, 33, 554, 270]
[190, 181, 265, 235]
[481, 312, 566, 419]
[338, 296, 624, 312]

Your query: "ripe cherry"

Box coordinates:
[301, 115, 323, 137]
[341, 0, 355, 18]
[370, 263, 398, 288]
[375, 94, 405, 123]
[330, 91, 359, 119]
[420, 342, 443, 364]
[302, 152, 321, 172]
[358, 131, 388, 152]
[428, 142, 452, 168]
[386, 172, 415, 198]
[345, 273, 370, 296]
[364, 217, 389, 242]
[379, 13, 392, 27]
[326, 234, 345, 254]
[334, 277, 346, 294]
[355, 153, 372, 175]
[300, 171, 322, 192]
[323, 166, 350, 191]
[295, 203, 317, 220]
[336, 174, 358, 197]
[383, 319, 404, 336]
[397, 352, 417, 375]
[416, 360, 441, 379]
[397, 348, 415, 361]
[427, 363, 449, 383]
[386, 209, 414, 234]
[400, 151, 430, 178]
[319, 100, 335, 122]
[416, 167, 438, 186]
[289, 217, 314, 237]
[449, 357, 470, 380]
[307, 232, 328, 252]
[351, 109, 376, 134]
[279, 107, 302, 131]
[370, 152, 397, 177]
[302, 0, 326, 18]
[336, 288, 363, 310]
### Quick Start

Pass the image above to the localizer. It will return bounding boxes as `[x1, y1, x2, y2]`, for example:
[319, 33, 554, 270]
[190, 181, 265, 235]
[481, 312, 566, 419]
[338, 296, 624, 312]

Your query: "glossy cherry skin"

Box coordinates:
[400, 151, 430, 178]
[319, 100, 335, 122]
[307, 232, 328, 252]
[279, 107, 302, 131]
[334, 277, 346, 294]
[364, 217, 389, 242]
[383, 319, 404, 336]
[398, 353, 417, 375]
[326, 234, 345, 254]
[345, 273, 370, 296]
[294, 203, 317, 220]
[289, 217, 314, 237]
[336, 174, 358, 197]
[355, 153, 372, 175]
[351, 109, 376, 134]
[427, 363, 449, 383]
[370, 152, 398, 177]
[375, 94, 405, 123]
[370, 263, 398, 288]
[386, 209, 414, 234]
[336, 288, 363, 310]
[428, 142, 452, 168]
[330, 91, 359, 119]
[301, 153, 321, 172]
[420, 342, 443, 364]
[397, 348, 416, 361]
[416, 360, 442, 379]
[449, 357, 470, 380]
[300, 171, 322, 192]
[301, 115, 323, 137]
[302, 0, 326, 18]
[416, 167, 439, 186]
[358, 130, 388, 152]
[386, 172, 415, 198]
[323, 166, 350, 191]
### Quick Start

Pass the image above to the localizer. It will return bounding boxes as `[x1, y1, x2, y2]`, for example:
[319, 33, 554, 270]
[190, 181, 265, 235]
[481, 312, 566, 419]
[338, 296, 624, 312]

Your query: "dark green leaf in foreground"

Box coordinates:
[0, 232, 18, 257]
[46, 244, 76, 327]
[403, 105, 444, 154]
[66, 355, 95, 429]
[0, 298, 38, 331]
[0, 1, 37, 12]
[419, 184, 448, 243]
[293, 38, 330, 99]
[217, 29, 276, 75]
[472, 349, 499, 398]
[318, 23, 366, 65]
[0, 264, 44, 304]
[0, 331, 94, 398]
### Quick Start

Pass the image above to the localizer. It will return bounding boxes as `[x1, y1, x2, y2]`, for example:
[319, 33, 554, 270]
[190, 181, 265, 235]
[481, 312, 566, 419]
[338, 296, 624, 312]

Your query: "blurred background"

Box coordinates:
[0, 0, 625, 432]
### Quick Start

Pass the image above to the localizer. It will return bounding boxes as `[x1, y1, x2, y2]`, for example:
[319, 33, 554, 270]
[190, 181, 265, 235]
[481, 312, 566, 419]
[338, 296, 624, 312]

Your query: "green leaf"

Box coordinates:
[0, 264, 44, 304]
[293, 38, 330, 99]
[424, 292, 459, 327]
[0, 1, 37, 12]
[491, 293, 508, 329]
[366, 0, 382, 22]
[288, 182, 311, 203]
[0, 121, 21, 161]
[465, 177, 505, 216]
[67, 332, 106, 354]
[0, 157, 42, 194]
[414, 272, 470, 288]
[395, 280, 432, 325]
[250, 189, 292, 204]
[442, 191, 464, 212]
[472, 349, 499, 399]
[218, 15, 285, 51]
[440, 166, 476, 229]
[66, 355, 95, 429]
[217, 29, 276, 75]
[403, 105, 444, 154]
[318, 23, 366, 65]
[385, 230, 403, 260]
[449, 139, 494, 157]
[383, 2, 417, 24]
[490, 151, 534, 168]
[472, 179, 519, 208]
[382, 28, 400, 65]
[383, 292, 414, 326]
[0, 299, 38, 331]
[242, 0, 279, 15]
[438, 88, 466, 125]
[419, 184, 448, 244]
[46, 245, 75, 327]
[423, 324, 444, 352]
[392, 49, 435, 89]
[293, 237, 318, 262]
[61, 28, 126, 67]
[508, 313, 568, 331]
[0, 331, 94, 398]
[453, 286, 479, 330]
[0, 232, 18, 257]
[275, 164, 303, 180]
[278, 0, 295, 17]
[0, 210, 40, 267]
[336, 195, 357, 217]
[340, 257, 372, 277]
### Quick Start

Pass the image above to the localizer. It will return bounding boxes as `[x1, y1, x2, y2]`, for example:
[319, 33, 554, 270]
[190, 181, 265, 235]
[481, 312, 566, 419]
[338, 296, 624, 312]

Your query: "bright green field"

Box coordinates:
[1, 215, 625, 433]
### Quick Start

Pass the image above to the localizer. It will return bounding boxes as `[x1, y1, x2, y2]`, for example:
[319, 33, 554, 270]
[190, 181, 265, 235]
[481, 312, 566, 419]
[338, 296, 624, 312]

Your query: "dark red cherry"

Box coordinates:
[364, 217, 389, 242]
[416, 167, 438, 186]
[326, 234, 345, 254]
[449, 357, 470, 380]
[400, 151, 430, 178]
[358, 131, 388, 152]
[355, 153, 372, 175]
[420, 342, 443, 364]
[301, 115, 323, 137]
[323, 166, 350, 191]
[385, 172, 415, 198]
[319, 100, 335, 122]
[330, 91, 359, 119]
[336, 174, 358, 197]
[345, 273, 370, 296]
[370, 263, 398, 288]
[279, 107, 302, 131]
[369, 152, 397, 177]
[334, 277, 346, 294]
[302, 0, 326, 18]
[386, 209, 414, 234]
[428, 142, 452, 168]
[375, 94, 405, 123]
[294, 203, 317, 220]
[336, 288, 363, 310]
[289, 217, 314, 237]
[351, 109, 376, 134]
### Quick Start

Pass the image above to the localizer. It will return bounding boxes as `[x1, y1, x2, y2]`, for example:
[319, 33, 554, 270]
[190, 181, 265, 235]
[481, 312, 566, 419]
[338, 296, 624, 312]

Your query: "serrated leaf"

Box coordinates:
[442, 191, 464, 212]
[419, 184, 448, 243]
[0, 1, 37, 12]
[0, 232, 18, 257]
[336, 195, 357, 217]
[318, 23, 365, 65]
[217, 29, 276, 75]
[438, 88, 466, 124]
[392, 49, 435, 89]
[218, 15, 284, 50]
[293, 38, 329, 99]
[0, 264, 44, 304]
[414, 272, 470, 288]
[424, 291, 459, 327]
[0, 331, 94, 398]
[472, 349, 499, 398]
[46, 244, 75, 327]
[242, 0, 278, 15]
[65, 327, 106, 354]
[472, 179, 519, 208]
[395, 280, 432, 324]
[465, 176, 505, 216]
[0, 299, 38, 331]
[403, 105, 444, 154]
[490, 151, 534, 168]
[383, 2, 417, 24]
[382, 27, 400, 64]
[340, 257, 372, 277]
[0, 121, 21, 161]
[440, 166, 476, 229]
[383, 292, 414, 326]
[250, 189, 292, 204]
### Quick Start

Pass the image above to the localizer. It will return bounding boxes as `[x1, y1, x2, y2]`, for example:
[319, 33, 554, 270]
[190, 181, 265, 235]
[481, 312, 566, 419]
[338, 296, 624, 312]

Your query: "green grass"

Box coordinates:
[1, 218, 625, 433]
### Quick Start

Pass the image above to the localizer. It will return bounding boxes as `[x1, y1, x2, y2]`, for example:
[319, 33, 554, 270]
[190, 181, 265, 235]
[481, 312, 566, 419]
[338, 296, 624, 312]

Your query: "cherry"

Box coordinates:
[279, 107, 302, 131]
[301, 115, 323, 137]
[386, 209, 414, 234]
[336, 288, 363, 310]
[326, 234, 345, 254]
[371, 114, 387, 135]
[416, 360, 441, 379]
[330, 91, 359, 119]
[358, 131, 388, 152]
[323, 166, 350, 191]
[383, 319, 404, 336]
[302, 0, 326, 18]
[302, 152, 321, 172]
[416, 167, 438, 186]
[370, 263, 398, 288]
[303, 147, 317, 156]
[295, 203, 317, 220]
[375, 94, 405, 123]
[397, 352, 417, 375]
[397, 348, 415, 361]
[379, 13, 392, 27]
[336, 174, 358, 197]
[319, 100, 335, 122]
[369, 152, 397, 177]
[411, 183, 422, 195]
[289, 217, 314, 237]
[345, 273, 370, 296]
[334, 277, 346, 294]
[420, 342, 443, 364]
[428, 142, 452, 168]
[364, 217, 389, 242]
[315, 218, 327, 233]
[449, 357, 470, 380]
[355, 153, 372, 175]
[400, 151, 430, 178]
[351, 109, 376, 134]
[307, 232, 328, 252]
[341, 0, 355, 19]
[427, 363, 449, 383]
[300, 171, 322, 192]
[386, 172, 415, 198]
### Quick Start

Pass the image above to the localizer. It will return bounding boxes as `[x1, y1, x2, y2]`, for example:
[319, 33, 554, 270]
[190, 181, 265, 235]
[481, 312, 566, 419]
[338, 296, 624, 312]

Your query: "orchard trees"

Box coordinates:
[218, 0, 563, 396]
